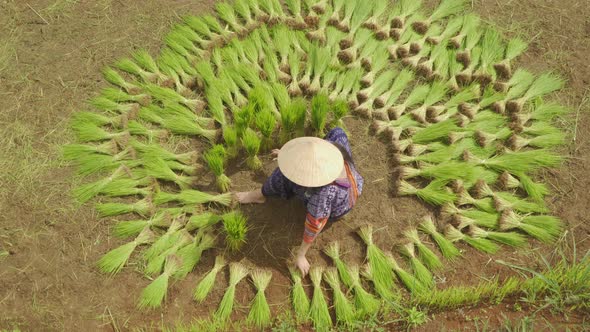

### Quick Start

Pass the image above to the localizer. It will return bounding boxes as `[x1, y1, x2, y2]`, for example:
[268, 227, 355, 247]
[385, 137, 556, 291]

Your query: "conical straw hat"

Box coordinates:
[278, 136, 344, 187]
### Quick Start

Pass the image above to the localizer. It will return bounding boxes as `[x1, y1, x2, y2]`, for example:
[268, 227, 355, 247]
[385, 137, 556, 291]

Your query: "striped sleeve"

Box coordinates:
[302, 187, 334, 243]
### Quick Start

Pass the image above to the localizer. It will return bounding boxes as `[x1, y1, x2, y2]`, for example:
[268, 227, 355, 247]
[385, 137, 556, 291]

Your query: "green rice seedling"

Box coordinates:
[71, 110, 129, 129]
[63, 140, 119, 162]
[388, 84, 430, 120]
[474, 127, 512, 147]
[289, 267, 310, 323]
[142, 83, 205, 111]
[234, 0, 257, 29]
[390, 0, 423, 29]
[447, 51, 464, 91]
[247, 269, 273, 328]
[372, 70, 415, 119]
[357, 225, 397, 300]
[183, 15, 219, 40]
[451, 208, 499, 230]
[361, 0, 388, 31]
[114, 57, 159, 83]
[279, 99, 299, 144]
[329, 99, 349, 130]
[98, 227, 155, 275]
[222, 125, 239, 157]
[113, 209, 181, 238]
[101, 87, 151, 106]
[402, 44, 433, 69]
[131, 140, 197, 165]
[333, 0, 356, 32]
[494, 37, 528, 78]
[499, 210, 562, 243]
[418, 215, 461, 259]
[309, 266, 332, 330]
[463, 149, 563, 174]
[397, 180, 457, 206]
[186, 212, 221, 231]
[284, 0, 307, 28]
[445, 225, 500, 254]
[400, 243, 434, 288]
[455, 46, 482, 84]
[255, 108, 277, 151]
[474, 28, 505, 85]
[508, 132, 566, 151]
[102, 66, 142, 94]
[203, 145, 231, 192]
[311, 93, 330, 136]
[287, 52, 303, 96]
[234, 103, 255, 135]
[507, 73, 565, 113]
[306, 5, 331, 44]
[215, 2, 246, 35]
[335, 68, 363, 101]
[241, 128, 263, 170]
[398, 161, 474, 181]
[307, 46, 332, 94]
[416, 41, 449, 79]
[493, 191, 548, 213]
[360, 48, 390, 88]
[127, 121, 169, 141]
[138, 254, 182, 309]
[511, 102, 569, 128]
[144, 230, 192, 276]
[407, 23, 443, 54]
[216, 262, 249, 321]
[455, 189, 497, 213]
[71, 148, 139, 176]
[426, 15, 463, 44]
[222, 211, 248, 251]
[337, 28, 373, 64]
[348, 265, 380, 318]
[132, 49, 167, 81]
[323, 241, 352, 288]
[96, 197, 153, 218]
[193, 255, 226, 303]
[154, 189, 232, 206]
[72, 121, 128, 143]
[99, 177, 152, 197]
[449, 14, 480, 48]
[164, 31, 203, 62]
[174, 231, 216, 279]
[492, 69, 535, 113]
[386, 252, 427, 294]
[324, 267, 355, 327]
[404, 229, 443, 270]
[202, 13, 233, 39]
[513, 172, 549, 203]
[356, 69, 397, 116]
[469, 226, 527, 247]
[144, 157, 195, 189]
[517, 121, 562, 137]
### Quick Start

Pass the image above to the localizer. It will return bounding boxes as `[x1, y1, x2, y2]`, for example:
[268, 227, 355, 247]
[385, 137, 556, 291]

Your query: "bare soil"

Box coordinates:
[0, 0, 588, 331]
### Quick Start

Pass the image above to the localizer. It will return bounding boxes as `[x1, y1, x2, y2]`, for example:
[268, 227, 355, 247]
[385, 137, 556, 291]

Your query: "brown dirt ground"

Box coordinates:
[0, 0, 589, 331]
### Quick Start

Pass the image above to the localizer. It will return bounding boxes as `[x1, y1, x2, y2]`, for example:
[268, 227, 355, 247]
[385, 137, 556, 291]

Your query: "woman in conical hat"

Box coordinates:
[236, 128, 364, 276]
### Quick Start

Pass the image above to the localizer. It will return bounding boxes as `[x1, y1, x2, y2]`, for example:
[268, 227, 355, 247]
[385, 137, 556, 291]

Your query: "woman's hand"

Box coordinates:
[295, 253, 310, 277]
[271, 148, 280, 160]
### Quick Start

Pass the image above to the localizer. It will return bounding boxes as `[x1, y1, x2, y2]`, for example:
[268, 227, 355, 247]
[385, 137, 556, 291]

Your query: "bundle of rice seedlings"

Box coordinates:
[246, 269, 273, 328]
[324, 267, 355, 327]
[202, 14, 233, 39]
[473, 28, 504, 85]
[164, 30, 204, 61]
[203, 145, 231, 192]
[514, 121, 562, 137]
[98, 177, 152, 197]
[306, 6, 332, 44]
[309, 266, 333, 330]
[154, 189, 232, 206]
[222, 211, 248, 251]
[331, 68, 363, 101]
[348, 265, 381, 318]
[127, 121, 169, 141]
[144, 230, 192, 275]
[131, 140, 198, 165]
[215, 2, 247, 35]
[241, 128, 263, 170]
[216, 262, 249, 321]
[142, 83, 205, 111]
[287, 52, 303, 96]
[474, 127, 512, 147]
[397, 180, 456, 206]
[221, 125, 239, 158]
[284, 0, 307, 28]
[144, 157, 195, 189]
[98, 227, 155, 275]
[386, 252, 427, 294]
[259, 0, 284, 23]
[455, 188, 497, 213]
[511, 102, 569, 128]
[404, 229, 443, 270]
[233, 0, 257, 30]
[161, 115, 217, 142]
[401, 44, 433, 69]
[71, 111, 130, 130]
[426, 15, 463, 44]
[288, 266, 311, 323]
[138, 254, 182, 309]
[255, 108, 277, 151]
[329, 99, 349, 129]
[183, 15, 221, 41]
[409, 81, 449, 123]
[455, 46, 482, 85]
[388, 84, 430, 120]
[340, 0, 372, 34]
[499, 210, 562, 243]
[63, 140, 119, 162]
[507, 73, 565, 113]
[72, 120, 128, 143]
[357, 225, 397, 300]
[337, 28, 373, 64]
[102, 66, 141, 95]
[311, 93, 330, 135]
[132, 49, 169, 82]
[323, 241, 352, 288]
[418, 216, 461, 259]
[372, 70, 415, 119]
[508, 132, 566, 151]
[101, 87, 151, 107]
[360, 48, 390, 87]
[307, 46, 331, 94]
[356, 69, 397, 116]
[96, 197, 153, 218]
[398, 161, 474, 182]
[175, 231, 216, 279]
[492, 69, 535, 113]
[193, 255, 226, 303]
[280, 98, 305, 143]
[470, 226, 527, 247]
[508, 172, 549, 203]
[361, 0, 388, 31]
[463, 149, 563, 174]
[115, 56, 161, 85]
[158, 48, 197, 91]
[186, 212, 221, 231]
[493, 191, 548, 214]
[494, 38, 528, 78]
[449, 13, 479, 47]
[399, 243, 434, 288]
[445, 225, 499, 254]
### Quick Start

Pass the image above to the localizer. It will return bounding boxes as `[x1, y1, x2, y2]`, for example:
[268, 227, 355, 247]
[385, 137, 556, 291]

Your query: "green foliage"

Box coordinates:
[310, 93, 330, 136]
[222, 211, 248, 251]
[241, 128, 262, 170]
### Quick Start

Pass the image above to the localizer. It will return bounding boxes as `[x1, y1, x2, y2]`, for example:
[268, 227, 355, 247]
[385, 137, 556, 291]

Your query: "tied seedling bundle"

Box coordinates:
[247, 269, 273, 328]
[216, 262, 249, 322]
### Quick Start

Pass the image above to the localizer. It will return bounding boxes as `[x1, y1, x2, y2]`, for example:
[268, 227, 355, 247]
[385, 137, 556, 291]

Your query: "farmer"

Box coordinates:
[235, 127, 364, 276]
